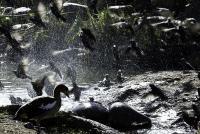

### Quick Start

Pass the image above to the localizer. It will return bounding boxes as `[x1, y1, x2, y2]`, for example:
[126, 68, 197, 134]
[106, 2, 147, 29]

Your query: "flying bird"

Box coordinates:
[48, 61, 63, 80]
[31, 75, 48, 96]
[80, 28, 96, 51]
[50, 0, 66, 22]
[0, 25, 23, 54]
[13, 58, 32, 80]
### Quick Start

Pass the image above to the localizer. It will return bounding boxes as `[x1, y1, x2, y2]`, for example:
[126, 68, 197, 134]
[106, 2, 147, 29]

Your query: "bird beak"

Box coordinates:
[65, 92, 69, 98]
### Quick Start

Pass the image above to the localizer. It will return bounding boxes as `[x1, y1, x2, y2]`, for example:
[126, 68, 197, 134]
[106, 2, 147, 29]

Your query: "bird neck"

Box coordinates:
[53, 89, 62, 100]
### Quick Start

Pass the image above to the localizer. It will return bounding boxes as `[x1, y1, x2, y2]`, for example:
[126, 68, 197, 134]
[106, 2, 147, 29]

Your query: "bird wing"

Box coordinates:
[16, 97, 56, 119]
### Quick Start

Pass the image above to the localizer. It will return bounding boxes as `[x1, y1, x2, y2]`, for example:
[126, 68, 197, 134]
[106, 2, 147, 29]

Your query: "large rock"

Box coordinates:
[72, 101, 109, 124]
[108, 102, 152, 130]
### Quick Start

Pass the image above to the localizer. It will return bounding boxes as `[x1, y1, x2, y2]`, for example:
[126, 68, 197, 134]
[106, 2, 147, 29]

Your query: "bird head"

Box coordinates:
[55, 84, 69, 97]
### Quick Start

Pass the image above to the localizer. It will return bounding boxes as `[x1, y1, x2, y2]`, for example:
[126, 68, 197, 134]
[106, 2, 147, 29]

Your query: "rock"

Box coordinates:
[72, 102, 109, 124]
[62, 2, 89, 22]
[108, 102, 152, 130]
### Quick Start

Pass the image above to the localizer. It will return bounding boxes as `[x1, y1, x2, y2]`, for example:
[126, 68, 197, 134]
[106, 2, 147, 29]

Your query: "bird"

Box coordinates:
[80, 28, 96, 52]
[149, 84, 168, 100]
[66, 65, 77, 84]
[182, 110, 198, 129]
[13, 58, 32, 80]
[125, 39, 144, 57]
[29, 12, 46, 28]
[87, 0, 98, 17]
[0, 81, 4, 90]
[31, 75, 48, 96]
[0, 25, 23, 54]
[192, 104, 200, 120]
[50, 0, 66, 22]
[70, 82, 81, 101]
[29, 2, 47, 28]
[112, 45, 120, 62]
[13, 84, 69, 124]
[48, 61, 63, 80]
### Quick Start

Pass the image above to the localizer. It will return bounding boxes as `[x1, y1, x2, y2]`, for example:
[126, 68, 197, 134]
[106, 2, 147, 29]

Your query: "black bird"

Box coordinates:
[149, 84, 168, 100]
[48, 61, 63, 80]
[113, 45, 120, 61]
[14, 84, 69, 123]
[192, 104, 200, 120]
[80, 28, 96, 51]
[13, 58, 32, 80]
[31, 75, 47, 96]
[87, 0, 98, 16]
[29, 2, 47, 28]
[197, 72, 200, 80]
[50, 0, 66, 22]
[0, 81, 4, 90]
[125, 39, 144, 57]
[29, 12, 46, 28]
[182, 110, 198, 129]
[0, 25, 22, 54]
[71, 82, 81, 101]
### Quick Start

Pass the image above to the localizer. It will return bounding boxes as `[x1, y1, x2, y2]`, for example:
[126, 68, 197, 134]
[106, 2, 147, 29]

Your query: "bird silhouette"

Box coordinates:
[48, 61, 63, 80]
[113, 45, 120, 62]
[0, 25, 23, 54]
[29, 2, 47, 28]
[66, 65, 77, 84]
[13, 58, 32, 80]
[182, 110, 198, 129]
[31, 75, 47, 96]
[125, 39, 144, 57]
[149, 84, 168, 100]
[50, 0, 66, 22]
[80, 28, 96, 51]
[71, 82, 81, 101]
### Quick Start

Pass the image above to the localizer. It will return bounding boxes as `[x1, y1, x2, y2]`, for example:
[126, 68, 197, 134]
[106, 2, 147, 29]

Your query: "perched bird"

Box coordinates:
[116, 69, 125, 83]
[13, 58, 32, 80]
[50, 0, 66, 22]
[14, 84, 69, 123]
[66, 65, 77, 84]
[192, 104, 200, 120]
[197, 72, 200, 80]
[80, 28, 96, 52]
[113, 45, 120, 62]
[31, 75, 47, 96]
[125, 39, 144, 57]
[0, 81, 4, 90]
[149, 84, 168, 100]
[71, 82, 81, 101]
[48, 61, 63, 80]
[182, 110, 198, 129]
